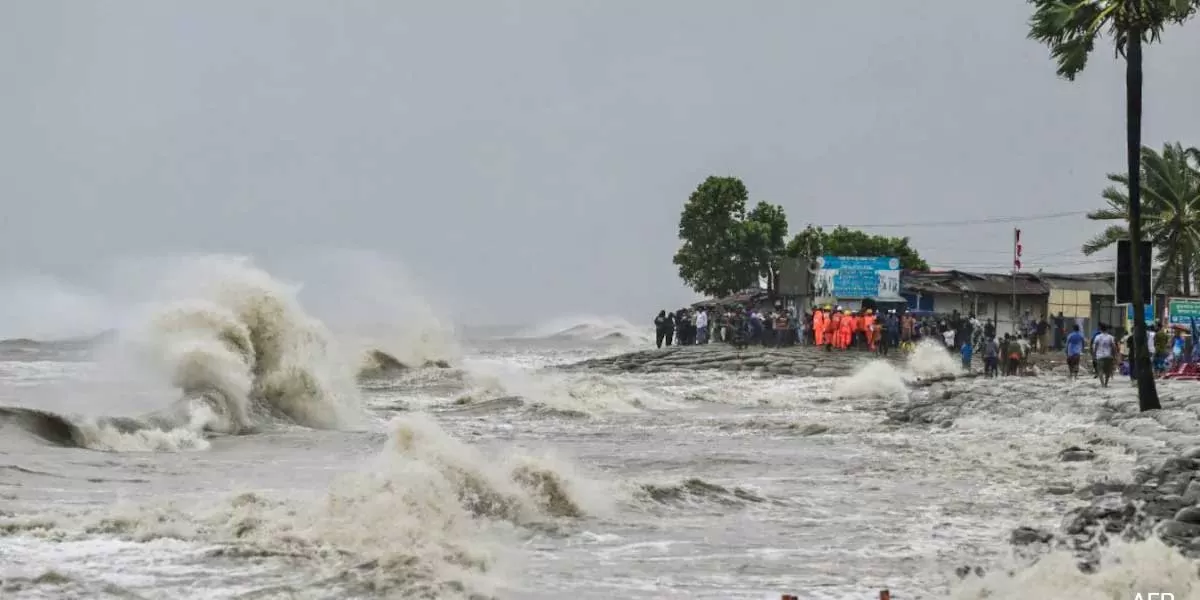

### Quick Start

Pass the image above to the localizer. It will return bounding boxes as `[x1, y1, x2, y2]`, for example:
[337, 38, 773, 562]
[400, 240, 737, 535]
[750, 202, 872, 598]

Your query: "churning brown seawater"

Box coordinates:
[1, 257, 1197, 599]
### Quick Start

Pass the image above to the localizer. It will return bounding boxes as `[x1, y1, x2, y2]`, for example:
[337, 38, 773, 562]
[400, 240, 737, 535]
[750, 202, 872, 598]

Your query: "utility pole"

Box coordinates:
[1012, 228, 1022, 334]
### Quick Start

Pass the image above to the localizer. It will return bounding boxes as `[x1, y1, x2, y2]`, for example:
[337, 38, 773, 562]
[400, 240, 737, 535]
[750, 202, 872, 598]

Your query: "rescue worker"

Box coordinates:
[838, 310, 854, 350]
[827, 308, 841, 351]
[864, 309, 877, 351]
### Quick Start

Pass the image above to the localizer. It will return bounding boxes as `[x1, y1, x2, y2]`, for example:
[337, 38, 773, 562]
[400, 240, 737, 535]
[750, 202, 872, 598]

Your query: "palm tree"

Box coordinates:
[1081, 143, 1200, 296]
[1028, 0, 1199, 412]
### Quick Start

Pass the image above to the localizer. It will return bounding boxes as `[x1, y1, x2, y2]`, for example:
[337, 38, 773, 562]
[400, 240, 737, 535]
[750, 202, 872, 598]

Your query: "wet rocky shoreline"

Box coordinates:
[891, 377, 1200, 571]
[559, 342, 1069, 379]
[566, 341, 1200, 571]
[558, 344, 903, 377]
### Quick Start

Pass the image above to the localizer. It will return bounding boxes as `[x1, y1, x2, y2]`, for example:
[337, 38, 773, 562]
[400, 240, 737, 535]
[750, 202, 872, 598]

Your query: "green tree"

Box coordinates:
[1081, 143, 1200, 295]
[1028, 0, 1199, 411]
[785, 225, 930, 271]
[673, 177, 788, 297]
[744, 201, 789, 293]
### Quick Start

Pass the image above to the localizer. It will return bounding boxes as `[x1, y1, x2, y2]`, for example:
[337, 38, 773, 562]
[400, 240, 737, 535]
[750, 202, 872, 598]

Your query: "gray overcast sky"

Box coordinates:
[2, 1, 1199, 332]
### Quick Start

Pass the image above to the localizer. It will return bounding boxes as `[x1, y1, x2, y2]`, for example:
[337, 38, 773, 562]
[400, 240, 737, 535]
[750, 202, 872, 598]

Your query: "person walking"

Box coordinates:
[983, 336, 999, 377]
[1065, 324, 1085, 380]
[1093, 324, 1118, 388]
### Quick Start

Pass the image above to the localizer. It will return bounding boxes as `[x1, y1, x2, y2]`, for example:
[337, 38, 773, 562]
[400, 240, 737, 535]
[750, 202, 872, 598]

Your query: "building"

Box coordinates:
[901, 270, 1119, 334]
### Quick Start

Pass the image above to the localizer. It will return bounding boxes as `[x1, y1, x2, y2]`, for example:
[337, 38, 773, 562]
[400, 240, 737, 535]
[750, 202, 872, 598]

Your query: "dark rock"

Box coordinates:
[1158, 520, 1200, 540]
[1174, 506, 1200, 524]
[1010, 526, 1054, 546]
[1156, 457, 1200, 475]
[953, 565, 986, 579]
[1073, 481, 1125, 499]
[1059, 447, 1097, 462]
[1046, 483, 1075, 496]
[1184, 481, 1200, 503]
[1138, 494, 1190, 522]
[1156, 468, 1195, 494]
[1063, 501, 1137, 536]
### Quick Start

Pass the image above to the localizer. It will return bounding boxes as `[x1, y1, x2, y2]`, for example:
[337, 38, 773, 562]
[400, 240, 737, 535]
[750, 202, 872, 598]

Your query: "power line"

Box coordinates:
[927, 258, 1111, 270]
[920, 244, 1087, 258]
[820, 210, 1088, 229]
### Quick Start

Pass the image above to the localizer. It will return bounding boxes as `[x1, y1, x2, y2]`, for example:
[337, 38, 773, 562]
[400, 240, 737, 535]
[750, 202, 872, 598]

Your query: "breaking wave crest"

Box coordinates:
[516, 315, 651, 344]
[452, 364, 681, 416]
[946, 537, 1200, 599]
[635, 477, 776, 507]
[2, 414, 608, 598]
[833, 339, 962, 400]
[0, 256, 365, 451]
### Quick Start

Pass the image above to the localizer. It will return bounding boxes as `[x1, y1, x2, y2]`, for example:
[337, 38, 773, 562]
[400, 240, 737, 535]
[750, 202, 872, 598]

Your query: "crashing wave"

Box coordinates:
[0, 256, 363, 450]
[515, 316, 652, 343]
[358, 349, 452, 379]
[1, 414, 608, 598]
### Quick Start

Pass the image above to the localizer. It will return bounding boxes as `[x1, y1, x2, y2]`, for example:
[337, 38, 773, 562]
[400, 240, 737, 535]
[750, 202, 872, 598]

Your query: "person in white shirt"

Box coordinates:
[1093, 324, 1118, 388]
[695, 309, 709, 344]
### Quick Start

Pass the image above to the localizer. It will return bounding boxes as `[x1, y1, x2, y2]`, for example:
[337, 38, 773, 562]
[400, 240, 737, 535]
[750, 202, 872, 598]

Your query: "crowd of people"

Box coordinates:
[653, 304, 998, 357]
[653, 302, 1200, 387]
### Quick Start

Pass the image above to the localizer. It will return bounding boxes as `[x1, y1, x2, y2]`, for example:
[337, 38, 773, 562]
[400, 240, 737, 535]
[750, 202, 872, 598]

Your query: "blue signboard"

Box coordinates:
[1126, 303, 1156, 324]
[901, 292, 934, 312]
[1168, 297, 1200, 326]
[813, 256, 902, 299]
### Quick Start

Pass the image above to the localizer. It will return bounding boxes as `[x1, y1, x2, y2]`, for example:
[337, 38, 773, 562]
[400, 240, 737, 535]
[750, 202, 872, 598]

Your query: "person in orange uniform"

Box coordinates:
[853, 311, 865, 349]
[827, 309, 841, 350]
[813, 307, 825, 346]
[863, 309, 877, 351]
[839, 310, 854, 350]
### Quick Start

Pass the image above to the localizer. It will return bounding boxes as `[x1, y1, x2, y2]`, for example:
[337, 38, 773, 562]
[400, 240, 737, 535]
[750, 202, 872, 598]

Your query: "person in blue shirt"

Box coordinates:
[960, 339, 973, 371]
[1065, 324, 1086, 380]
[1190, 317, 1200, 364]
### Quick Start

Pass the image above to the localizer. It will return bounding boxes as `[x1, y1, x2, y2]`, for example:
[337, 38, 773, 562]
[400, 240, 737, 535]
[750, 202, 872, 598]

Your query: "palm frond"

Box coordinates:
[1087, 208, 1127, 221]
[1082, 225, 1129, 255]
[1029, 0, 1200, 79]
[1099, 184, 1130, 209]
[1027, 0, 1108, 79]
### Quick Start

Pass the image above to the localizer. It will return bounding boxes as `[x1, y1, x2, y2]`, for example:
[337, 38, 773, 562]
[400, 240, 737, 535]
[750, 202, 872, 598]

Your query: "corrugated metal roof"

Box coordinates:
[1037, 272, 1115, 296]
[901, 270, 1049, 296]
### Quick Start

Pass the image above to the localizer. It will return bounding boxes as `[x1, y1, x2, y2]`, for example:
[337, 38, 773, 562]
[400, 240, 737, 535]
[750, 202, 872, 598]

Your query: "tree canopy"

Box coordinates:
[672, 176, 788, 297]
[785, 225, 930, 271]
[1027, 0, 1198, 412]
[1027, 0, 1198, 81]
[673, 176, 932, 297]
[1081, 142, 1200, 294]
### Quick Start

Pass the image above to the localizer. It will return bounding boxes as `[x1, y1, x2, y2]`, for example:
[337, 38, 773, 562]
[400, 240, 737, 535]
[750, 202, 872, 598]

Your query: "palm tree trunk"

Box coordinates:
[1184, 247, 1194, 296]
[1126, 29, 1161, 411]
